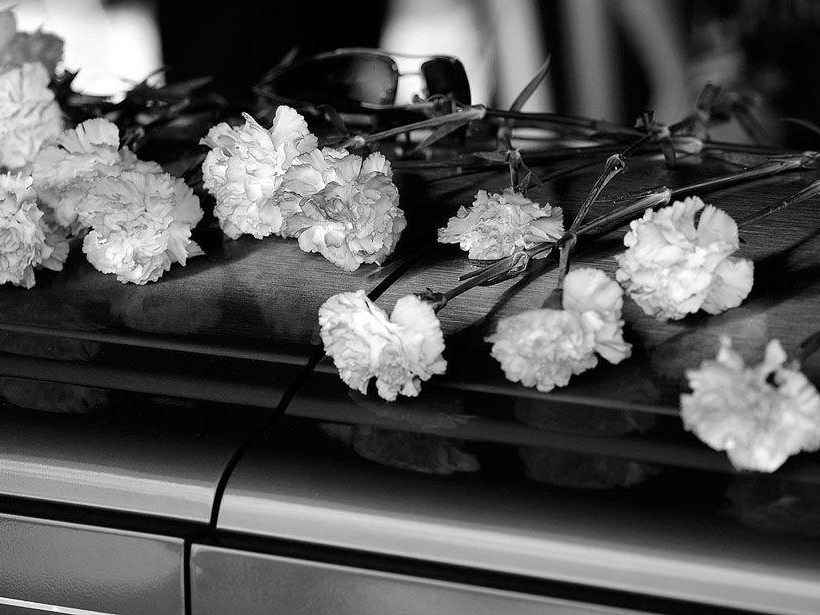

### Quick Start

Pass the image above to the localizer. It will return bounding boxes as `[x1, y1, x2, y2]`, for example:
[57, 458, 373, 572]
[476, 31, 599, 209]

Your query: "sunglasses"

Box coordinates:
[254, 48, 472, 116]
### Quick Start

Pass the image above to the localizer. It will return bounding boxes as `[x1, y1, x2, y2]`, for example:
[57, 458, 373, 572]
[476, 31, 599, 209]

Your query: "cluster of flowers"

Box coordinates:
[0, 11, 203, 287]
[321, 187, 820, 473]
[201, 107, 406, 271]
[1, 118, 203, 287]
[0, 8, 63, 171]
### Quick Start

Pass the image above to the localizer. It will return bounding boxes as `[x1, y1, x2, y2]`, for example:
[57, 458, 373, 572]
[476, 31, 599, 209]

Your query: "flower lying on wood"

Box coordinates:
[487, 268, 630, 392]
[33, 118, 163, 230]
[0, 172, 69, 274]
[681, 337, 820, 473]
[79, 170, 203, 284]
[615, 196, 754, 321]
[0, 62, 62, 170]
[0, 179, 64, 288]
[283, 148, 405, 271]
[437, 188, 563, 260]
[319, 290, 446, 401]
[200, 106, 317, 240]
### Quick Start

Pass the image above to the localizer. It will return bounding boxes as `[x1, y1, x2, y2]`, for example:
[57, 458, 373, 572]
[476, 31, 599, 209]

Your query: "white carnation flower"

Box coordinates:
[0, 62, 62, 170]
[81, 171, 203, 285]
[0, 171, 69, 272]
[0, 184, 53, 288]
[277, 146, 350, 230]
[437, 188, 564, 259]
[487, 268, 630, 392]
[615, 196, 754, 321]
[285, 150, 406, 271]
[681, 337, 820, 473]
[200, 106, 318, 239]
[32, 118, 162, 230]
[319, 290, 446, 401]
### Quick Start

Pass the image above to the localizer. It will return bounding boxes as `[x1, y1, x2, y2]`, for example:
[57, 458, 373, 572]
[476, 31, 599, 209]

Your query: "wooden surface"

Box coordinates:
[1, 152, 820, 409]
[383, 155, 820, 411]
[2, 148, 820, 543]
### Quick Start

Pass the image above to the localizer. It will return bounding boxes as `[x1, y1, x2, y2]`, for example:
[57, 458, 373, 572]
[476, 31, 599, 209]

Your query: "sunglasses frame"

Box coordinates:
[254, 47, 471, 117]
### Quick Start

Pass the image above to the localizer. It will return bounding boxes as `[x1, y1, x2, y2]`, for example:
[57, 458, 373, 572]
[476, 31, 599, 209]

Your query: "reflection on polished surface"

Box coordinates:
[0, 144, 819, 615]
[0, 514, 184, 615]
[218, 354, 820, 613]
[192, 546, 654, 615]
[0, 391, 274, 521]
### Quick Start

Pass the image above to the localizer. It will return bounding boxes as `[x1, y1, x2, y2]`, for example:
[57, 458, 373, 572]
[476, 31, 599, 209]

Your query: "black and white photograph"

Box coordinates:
[0, 1, 819, 613]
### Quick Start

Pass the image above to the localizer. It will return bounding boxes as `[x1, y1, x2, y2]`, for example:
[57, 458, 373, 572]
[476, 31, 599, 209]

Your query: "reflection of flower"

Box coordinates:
[80, 171, 203, 284]
[520, 447, 658, 489]
[33, 118, 162, 230]
[681, 337, 820, 473]
[201, 107, 317, 239]
[321, 424, 480, 475]
[0, 62, 62, 170]
[615, 196, 754, 321]
[283, 149, 405, 271]
[437, 188, 563, 259]
[0, 293, 100, 360]
[319, 290, 446, 401]
[0, 378, 106, 414]
[488, 268, 630, 392]
[0, 183, 56, 288]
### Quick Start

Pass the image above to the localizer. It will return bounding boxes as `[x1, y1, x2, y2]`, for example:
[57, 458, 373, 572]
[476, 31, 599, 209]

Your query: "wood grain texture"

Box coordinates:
[2, 152, 820, 416]
[0, 226, 400, 355]
[379, 155, 820, 413]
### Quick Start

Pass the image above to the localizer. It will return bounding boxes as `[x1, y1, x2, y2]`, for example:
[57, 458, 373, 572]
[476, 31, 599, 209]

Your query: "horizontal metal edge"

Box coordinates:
[218, 451, 820, 615]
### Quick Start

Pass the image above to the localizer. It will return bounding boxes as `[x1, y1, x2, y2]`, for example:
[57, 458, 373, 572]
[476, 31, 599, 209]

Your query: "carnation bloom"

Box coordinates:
[0, 171, 69, 272]
[437, 188, 564, 259]
[32, 118, 162, 230]
[0, 184, 53, 288]
[319, 290, 446, 401]
[80, 171, 203, 284]
[615, 196, 754, 321]
[681, 337, 820, 473]
[0, 61, 62, 170]
[487, 268, 631, 392]
[283, 149, 406, 271]
[200, 107, 318, 239]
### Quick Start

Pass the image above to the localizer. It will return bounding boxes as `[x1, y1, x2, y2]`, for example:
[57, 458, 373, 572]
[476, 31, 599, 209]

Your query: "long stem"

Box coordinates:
[736, 178, 820, 229]
[670, 157, 809, 199]
[458, 155, 812, 289]
[338, 106, 487, 149]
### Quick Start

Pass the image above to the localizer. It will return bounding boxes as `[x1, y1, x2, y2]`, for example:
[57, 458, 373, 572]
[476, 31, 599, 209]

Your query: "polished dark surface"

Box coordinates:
[0, 513, 184, 615]
[191, 545, 656, 615]
[1, 153, 820, 614]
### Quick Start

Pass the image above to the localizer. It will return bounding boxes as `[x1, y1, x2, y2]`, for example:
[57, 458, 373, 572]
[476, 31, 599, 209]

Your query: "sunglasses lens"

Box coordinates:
[265, 53, 399, 109]
[421, 57, 471, 104]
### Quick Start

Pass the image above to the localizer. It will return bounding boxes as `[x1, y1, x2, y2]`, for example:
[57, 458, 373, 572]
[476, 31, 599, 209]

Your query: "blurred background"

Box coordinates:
[3, 0, 820, 146]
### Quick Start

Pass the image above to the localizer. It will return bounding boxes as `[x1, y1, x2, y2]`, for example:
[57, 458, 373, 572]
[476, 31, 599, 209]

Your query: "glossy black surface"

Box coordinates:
[0, 513, 184, 615]
[1, 155, 820, 614]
